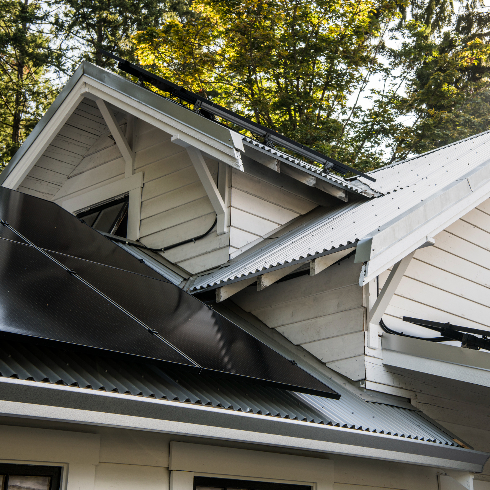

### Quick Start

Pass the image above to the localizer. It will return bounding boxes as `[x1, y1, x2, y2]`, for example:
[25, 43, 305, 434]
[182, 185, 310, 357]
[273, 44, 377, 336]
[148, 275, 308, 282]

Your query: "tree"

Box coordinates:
[0, 0, 59, 169]
[387, 9, 490, 161]
[52, 0, 188, 70]
[134, 0, 406, 171]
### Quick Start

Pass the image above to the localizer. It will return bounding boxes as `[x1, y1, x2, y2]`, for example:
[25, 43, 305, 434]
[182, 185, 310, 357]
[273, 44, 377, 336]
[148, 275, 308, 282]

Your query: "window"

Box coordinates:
[0, 464, 61, 490]
[77, 196, 129, 237]
[194, 477, 311, 490]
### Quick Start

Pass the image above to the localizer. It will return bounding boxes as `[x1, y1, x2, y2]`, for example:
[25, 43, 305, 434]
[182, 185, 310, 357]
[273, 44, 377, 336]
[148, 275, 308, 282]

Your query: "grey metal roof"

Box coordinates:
[0, 339, 461, 446]
[189, 129, 490, 291]
[242, 137, 377, 198]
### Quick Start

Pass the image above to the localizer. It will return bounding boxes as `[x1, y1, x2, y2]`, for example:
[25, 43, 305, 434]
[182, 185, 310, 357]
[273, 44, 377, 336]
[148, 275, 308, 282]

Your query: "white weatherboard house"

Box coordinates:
[1, 61, 490, 490]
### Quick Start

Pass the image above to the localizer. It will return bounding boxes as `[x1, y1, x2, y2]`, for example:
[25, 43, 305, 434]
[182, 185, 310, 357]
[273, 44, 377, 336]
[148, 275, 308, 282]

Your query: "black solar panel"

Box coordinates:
[0, 187, 339, 398]
[0, 188, 163, 279]
[0, 239, 194, 365]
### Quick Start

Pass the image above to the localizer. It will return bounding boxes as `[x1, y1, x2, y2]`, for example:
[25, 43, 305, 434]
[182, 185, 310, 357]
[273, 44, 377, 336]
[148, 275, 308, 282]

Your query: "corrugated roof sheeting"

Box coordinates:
[0, 340, 460, 446]
[190, 130, 490, 291]
[242, 138, 376, 197]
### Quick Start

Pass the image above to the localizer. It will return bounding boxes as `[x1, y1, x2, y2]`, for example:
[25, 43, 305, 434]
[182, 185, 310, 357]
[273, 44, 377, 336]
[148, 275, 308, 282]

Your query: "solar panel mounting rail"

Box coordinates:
[100, 49, 375, 182]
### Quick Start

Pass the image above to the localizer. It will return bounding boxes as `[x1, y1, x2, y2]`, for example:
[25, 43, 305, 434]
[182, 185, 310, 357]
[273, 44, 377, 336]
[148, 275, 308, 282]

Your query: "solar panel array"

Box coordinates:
[0, 188, 339, 398]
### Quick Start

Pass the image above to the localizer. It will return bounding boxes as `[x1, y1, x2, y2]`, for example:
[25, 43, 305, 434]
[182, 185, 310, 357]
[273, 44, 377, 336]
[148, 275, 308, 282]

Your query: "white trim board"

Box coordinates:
[58, 172, 143, 213]
[169, 442, 334, 490]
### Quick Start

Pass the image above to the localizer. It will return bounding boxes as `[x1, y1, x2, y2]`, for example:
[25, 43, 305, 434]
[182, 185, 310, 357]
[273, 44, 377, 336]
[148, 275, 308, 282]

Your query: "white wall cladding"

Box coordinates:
[232, 255, 366, 380]
[18, 98, 111, 200]
[133, 120, 228, 274]
[379, 197, 490, 336]
[1, 424, 465, 490]
[229, 168, 318, 255]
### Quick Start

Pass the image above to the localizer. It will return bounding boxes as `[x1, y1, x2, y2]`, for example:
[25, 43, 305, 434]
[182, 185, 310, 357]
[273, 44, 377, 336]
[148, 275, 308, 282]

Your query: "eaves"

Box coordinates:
[383, 334, 490, 388]
[356, 158, 490, 285]
[0, 61, 244, 189]
[0, 377, 487, 472]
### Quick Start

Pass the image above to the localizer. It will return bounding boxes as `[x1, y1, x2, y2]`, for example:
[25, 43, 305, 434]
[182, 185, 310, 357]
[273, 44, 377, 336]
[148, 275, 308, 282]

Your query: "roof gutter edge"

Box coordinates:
[0, 378, 487, 472]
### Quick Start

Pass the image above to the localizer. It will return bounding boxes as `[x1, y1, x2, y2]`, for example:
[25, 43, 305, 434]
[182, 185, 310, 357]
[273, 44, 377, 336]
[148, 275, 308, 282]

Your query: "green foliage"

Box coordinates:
[0, 0, 59, 169]
[52, 0, 187, 69]
[388, 11, 490, 161]
[135, 0, 408, 171]
[134, 0, 490, 172]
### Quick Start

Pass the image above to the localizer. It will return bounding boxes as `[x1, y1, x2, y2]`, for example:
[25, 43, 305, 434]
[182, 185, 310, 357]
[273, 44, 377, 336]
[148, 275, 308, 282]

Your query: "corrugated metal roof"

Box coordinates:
[0, 339, 460, 446]
[189, 130, 490, 291]
[242, 137, 377, 197]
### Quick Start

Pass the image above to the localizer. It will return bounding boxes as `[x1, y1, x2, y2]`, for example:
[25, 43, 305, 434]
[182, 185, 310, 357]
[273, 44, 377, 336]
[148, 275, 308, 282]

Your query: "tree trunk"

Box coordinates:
[11, 0, 28, 150]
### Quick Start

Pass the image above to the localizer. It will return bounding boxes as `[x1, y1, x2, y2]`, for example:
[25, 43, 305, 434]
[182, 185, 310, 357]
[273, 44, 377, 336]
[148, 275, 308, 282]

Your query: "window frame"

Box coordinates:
[0, 463, 62, 490]
[169, 442, 333, 490]
[77, 195, 129, 236]
[194, 476, 312, 490]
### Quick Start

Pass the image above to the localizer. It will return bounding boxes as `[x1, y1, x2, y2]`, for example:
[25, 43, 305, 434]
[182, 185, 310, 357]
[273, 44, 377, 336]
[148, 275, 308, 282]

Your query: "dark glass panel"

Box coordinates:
[0, 187, 162, 279]
[0, 239, 194, 366]
[54, 252, 338, 396]
[8, 476, 50, 490]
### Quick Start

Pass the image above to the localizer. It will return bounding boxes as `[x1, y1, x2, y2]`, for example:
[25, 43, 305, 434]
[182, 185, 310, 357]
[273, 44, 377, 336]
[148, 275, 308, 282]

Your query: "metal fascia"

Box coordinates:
[0, 378, 487, 472]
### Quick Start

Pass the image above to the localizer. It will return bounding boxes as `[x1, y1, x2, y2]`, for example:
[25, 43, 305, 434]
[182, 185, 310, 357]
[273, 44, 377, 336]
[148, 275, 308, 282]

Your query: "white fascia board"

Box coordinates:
[382, 335, 490, 388]
[2, 77, 86, 189]
[359, 159, 490, 285]
[81, 76, 244, 171]
[0, 376, 487, 472]
[0, 61, 244, 190]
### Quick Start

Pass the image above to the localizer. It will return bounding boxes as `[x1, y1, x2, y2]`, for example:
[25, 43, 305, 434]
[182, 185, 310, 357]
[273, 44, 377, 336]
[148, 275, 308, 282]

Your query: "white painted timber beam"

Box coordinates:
[257, 263, 302, 291]
[216, 278, 255, 302]
[172, 136, 227, 235]
[367, 251, 415, 348]
[281, 165, 317, 186]
[310, 249, 352, 276]
[96, 99, 135, 177]
[262, 158, 280, 172]
[315, 179, 348, 202]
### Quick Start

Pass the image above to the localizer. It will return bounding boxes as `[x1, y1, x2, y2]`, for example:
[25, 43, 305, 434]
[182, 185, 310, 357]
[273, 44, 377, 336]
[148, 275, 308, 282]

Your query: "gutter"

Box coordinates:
[0, 377, 487, 472]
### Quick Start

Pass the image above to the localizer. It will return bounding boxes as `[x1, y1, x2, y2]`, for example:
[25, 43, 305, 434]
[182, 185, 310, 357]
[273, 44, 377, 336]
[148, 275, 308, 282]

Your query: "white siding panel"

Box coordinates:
[134, 139, 185, 169]
[142, 166, 199, 201]
[232, 168, 318, 214]
[230, 208, 279, 236]
[250, 284, 363, 329]
[54, 158, 125, 200]
[140, 152, 191, 184]
[20, 176, 61, 196]
[141, 181, 206, 220]
[276, 307, 365, 345]
[446, 219, 490, 251]
[177, 247, 230, 273]
[140, 197, 214, 238]
[163, 231, 229, 264]
[71, 145, 121, 176]
[230, 226, 260, 249]
[303, 331, 365, 363]
[231, 188, 299, 224]
[140, 212, 216, 249]
[28, 167, 67, 186]
[394, 276, 490, 328]
[36, 156, 76, 176]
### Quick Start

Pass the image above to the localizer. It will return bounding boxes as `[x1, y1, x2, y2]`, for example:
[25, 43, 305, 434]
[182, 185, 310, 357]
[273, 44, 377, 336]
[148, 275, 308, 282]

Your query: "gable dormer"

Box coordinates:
[1, 62, 370, 275]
